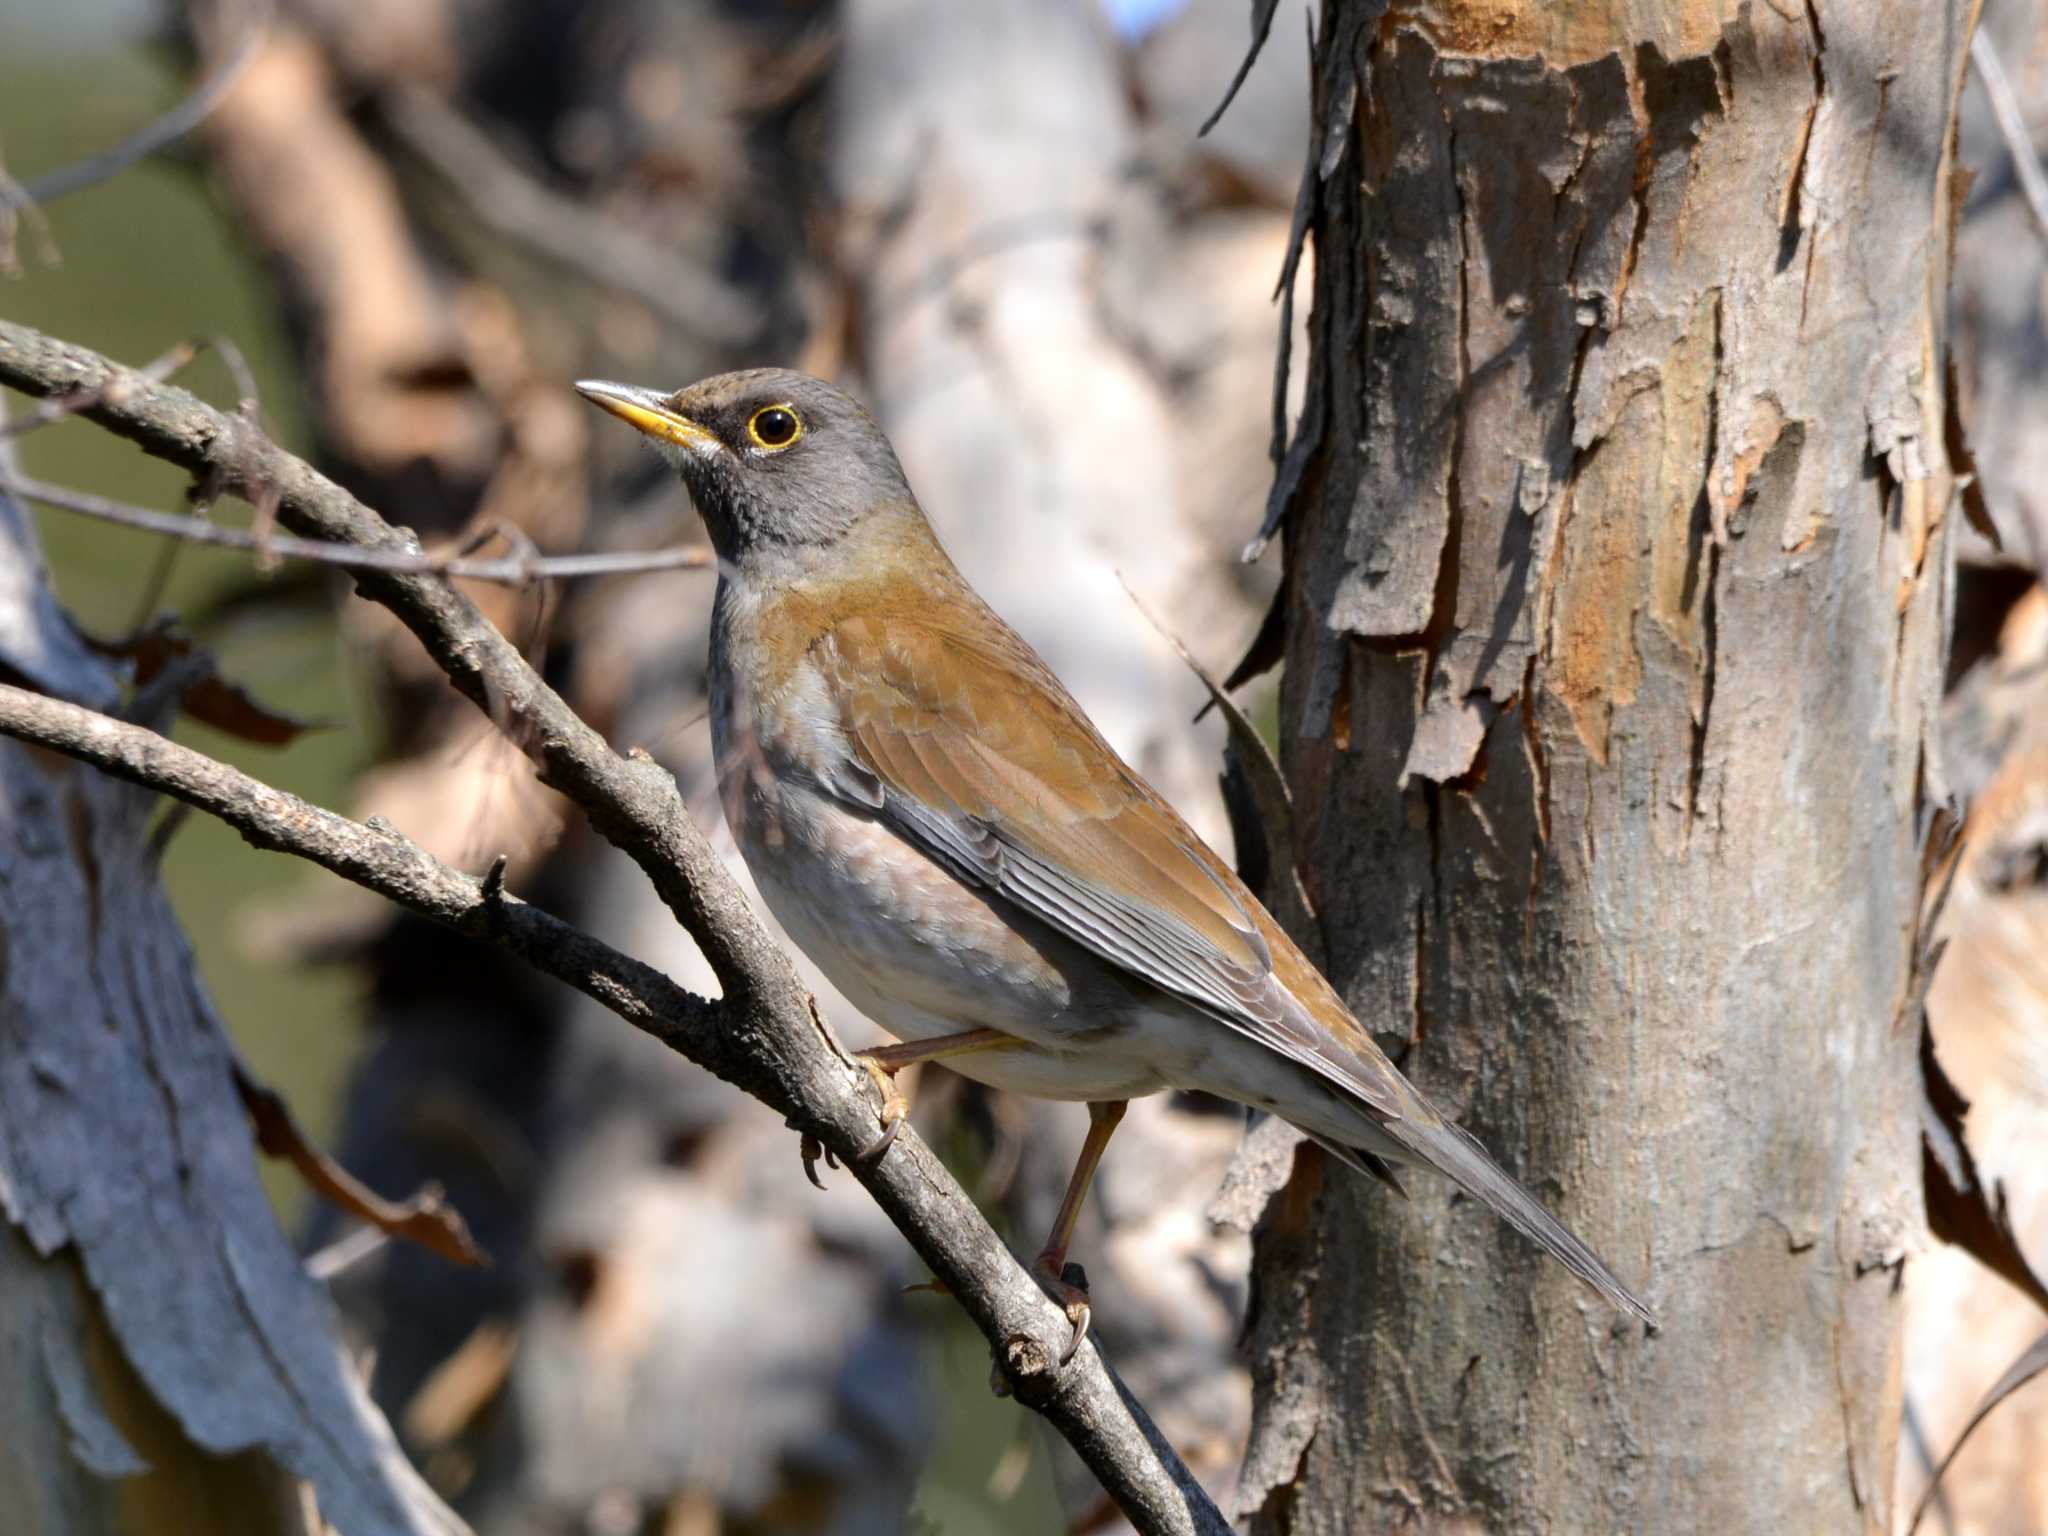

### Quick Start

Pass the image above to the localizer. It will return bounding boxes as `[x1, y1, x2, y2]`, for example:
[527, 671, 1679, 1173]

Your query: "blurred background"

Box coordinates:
[2, 0, 2045, 1531]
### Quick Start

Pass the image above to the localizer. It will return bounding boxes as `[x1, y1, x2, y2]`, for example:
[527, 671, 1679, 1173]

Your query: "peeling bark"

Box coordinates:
[0, 433, 461, 1535]
[1246, 1, 1969, 1529]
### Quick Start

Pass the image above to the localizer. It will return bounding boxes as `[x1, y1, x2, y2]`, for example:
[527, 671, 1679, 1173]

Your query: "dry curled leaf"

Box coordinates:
[235, 1062, 488, 1269]
[93, 619, 322, 745]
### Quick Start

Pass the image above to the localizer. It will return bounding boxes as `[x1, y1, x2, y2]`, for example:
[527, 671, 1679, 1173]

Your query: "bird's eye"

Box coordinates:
[747, 404, 803, 451]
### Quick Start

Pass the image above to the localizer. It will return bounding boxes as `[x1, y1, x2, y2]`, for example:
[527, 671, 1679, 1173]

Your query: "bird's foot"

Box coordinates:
[1030, 1251, 1092, 1365]
[797, 1131, 838, 1190]
[853, 1053, 909, 1164]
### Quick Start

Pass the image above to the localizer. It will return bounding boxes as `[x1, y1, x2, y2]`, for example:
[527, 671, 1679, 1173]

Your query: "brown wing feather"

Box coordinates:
[815, 612, 1399, 1117]
[812, 608, 1656, 1324]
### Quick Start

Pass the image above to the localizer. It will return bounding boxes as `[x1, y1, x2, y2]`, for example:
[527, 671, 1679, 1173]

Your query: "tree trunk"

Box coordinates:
[1242, 2, 1970, 1530]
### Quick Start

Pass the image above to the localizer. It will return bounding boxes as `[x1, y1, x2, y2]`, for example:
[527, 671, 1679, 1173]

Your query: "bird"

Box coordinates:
[576, 368, 1654, 1351]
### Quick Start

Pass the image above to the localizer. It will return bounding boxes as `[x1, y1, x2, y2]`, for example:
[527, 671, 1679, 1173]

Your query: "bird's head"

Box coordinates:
[576, 369, 919, 570]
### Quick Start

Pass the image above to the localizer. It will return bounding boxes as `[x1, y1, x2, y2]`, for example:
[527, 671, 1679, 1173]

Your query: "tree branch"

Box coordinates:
[16, 0, 272, 205]
[0, 680, 718, 1059]
[0, 319, 1231, 1536]
[4, 471, 712, 585]
[1971, 30, 2048, 248]
[377, 86, 762, 348]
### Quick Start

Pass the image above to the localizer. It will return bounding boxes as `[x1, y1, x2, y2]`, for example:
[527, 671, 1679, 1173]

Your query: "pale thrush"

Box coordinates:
[577, 369, 1654, 1349]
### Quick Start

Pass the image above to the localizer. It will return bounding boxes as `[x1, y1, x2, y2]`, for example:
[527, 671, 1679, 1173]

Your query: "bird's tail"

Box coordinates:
[1380, 1114, 1655, 1326]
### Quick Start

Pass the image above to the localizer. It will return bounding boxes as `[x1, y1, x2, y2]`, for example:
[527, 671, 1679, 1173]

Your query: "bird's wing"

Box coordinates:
[814, 612, 1655, 1325]
[811, 612, 1403, 1120]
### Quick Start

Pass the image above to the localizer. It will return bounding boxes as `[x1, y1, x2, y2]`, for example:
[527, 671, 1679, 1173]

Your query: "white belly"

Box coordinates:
[734, 775, 1168, 1102]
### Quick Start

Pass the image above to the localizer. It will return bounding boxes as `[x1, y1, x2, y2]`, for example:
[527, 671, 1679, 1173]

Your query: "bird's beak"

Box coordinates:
[574, 379, 721, 456]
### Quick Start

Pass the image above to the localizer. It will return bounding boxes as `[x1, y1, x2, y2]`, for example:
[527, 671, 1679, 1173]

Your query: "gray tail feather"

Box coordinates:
[1372, 1119, 1655, 1327]
[1302, 1131, 1407, 1198]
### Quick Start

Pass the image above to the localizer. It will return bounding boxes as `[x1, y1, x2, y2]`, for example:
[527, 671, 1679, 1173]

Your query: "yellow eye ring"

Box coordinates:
[747, 403, 804, 451]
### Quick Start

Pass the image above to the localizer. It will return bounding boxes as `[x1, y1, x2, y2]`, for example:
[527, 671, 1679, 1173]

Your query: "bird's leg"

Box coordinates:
[852, 1027, 1012, 1163]
[1031, 1099, 1127, 1364]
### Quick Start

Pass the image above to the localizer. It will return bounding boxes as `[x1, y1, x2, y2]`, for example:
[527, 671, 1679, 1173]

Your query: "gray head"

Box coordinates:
[575, 369, 915, 565]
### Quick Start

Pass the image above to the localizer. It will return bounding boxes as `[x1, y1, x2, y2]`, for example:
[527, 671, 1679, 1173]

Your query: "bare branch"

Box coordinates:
[1, 339, 206, 438]
[0, 334, 261, 439]
[234, 1060, 488, 1269]
[305, 1223, 393, 1283]
[16, 0, 272, 206]
[0, 679, 695, 1016]
[0, 319, 1231, 1536]
[3, 471, 710, 585]
[0, 332, 277, 621]
[1972, 31, 2048, 247]
[0, 151, 59, 275]
[378, 87, 761, 348]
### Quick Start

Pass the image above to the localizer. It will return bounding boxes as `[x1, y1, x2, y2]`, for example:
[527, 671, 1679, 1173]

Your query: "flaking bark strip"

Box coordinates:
[1254, 1, 1964, 1529]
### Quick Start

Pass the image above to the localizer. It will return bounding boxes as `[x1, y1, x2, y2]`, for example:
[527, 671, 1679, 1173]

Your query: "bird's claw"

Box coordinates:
[1058, 1298, 1091, 1365]
[798, 1131, 838, 1189]
[1033, 1255, 1092, 1366]
[855, 1116, 900, 1165]
[853, 1054, 909, 1165]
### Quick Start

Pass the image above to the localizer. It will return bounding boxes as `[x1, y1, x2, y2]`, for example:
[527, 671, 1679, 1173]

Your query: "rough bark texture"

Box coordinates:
[1244, 1, 1971, 1530]
[0, 431, 462, 1535]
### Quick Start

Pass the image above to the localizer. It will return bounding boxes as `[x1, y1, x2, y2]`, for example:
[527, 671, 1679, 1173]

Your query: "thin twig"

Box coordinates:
[0, 149, 60, 275]
[0, 679, 1227, 1536]
[0, 678, 716, 1045]
[4, 472, 710, 585]
[1969, 30, 2048, 571]
[0, 319, 1230, 1536]
[305, 1224, 392, 1283]
[1907, 1330, 2048, 1534]
[16, 0, 272, 205]
[1971, 30, 2048, 243]
[0, 333, 274, 621]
